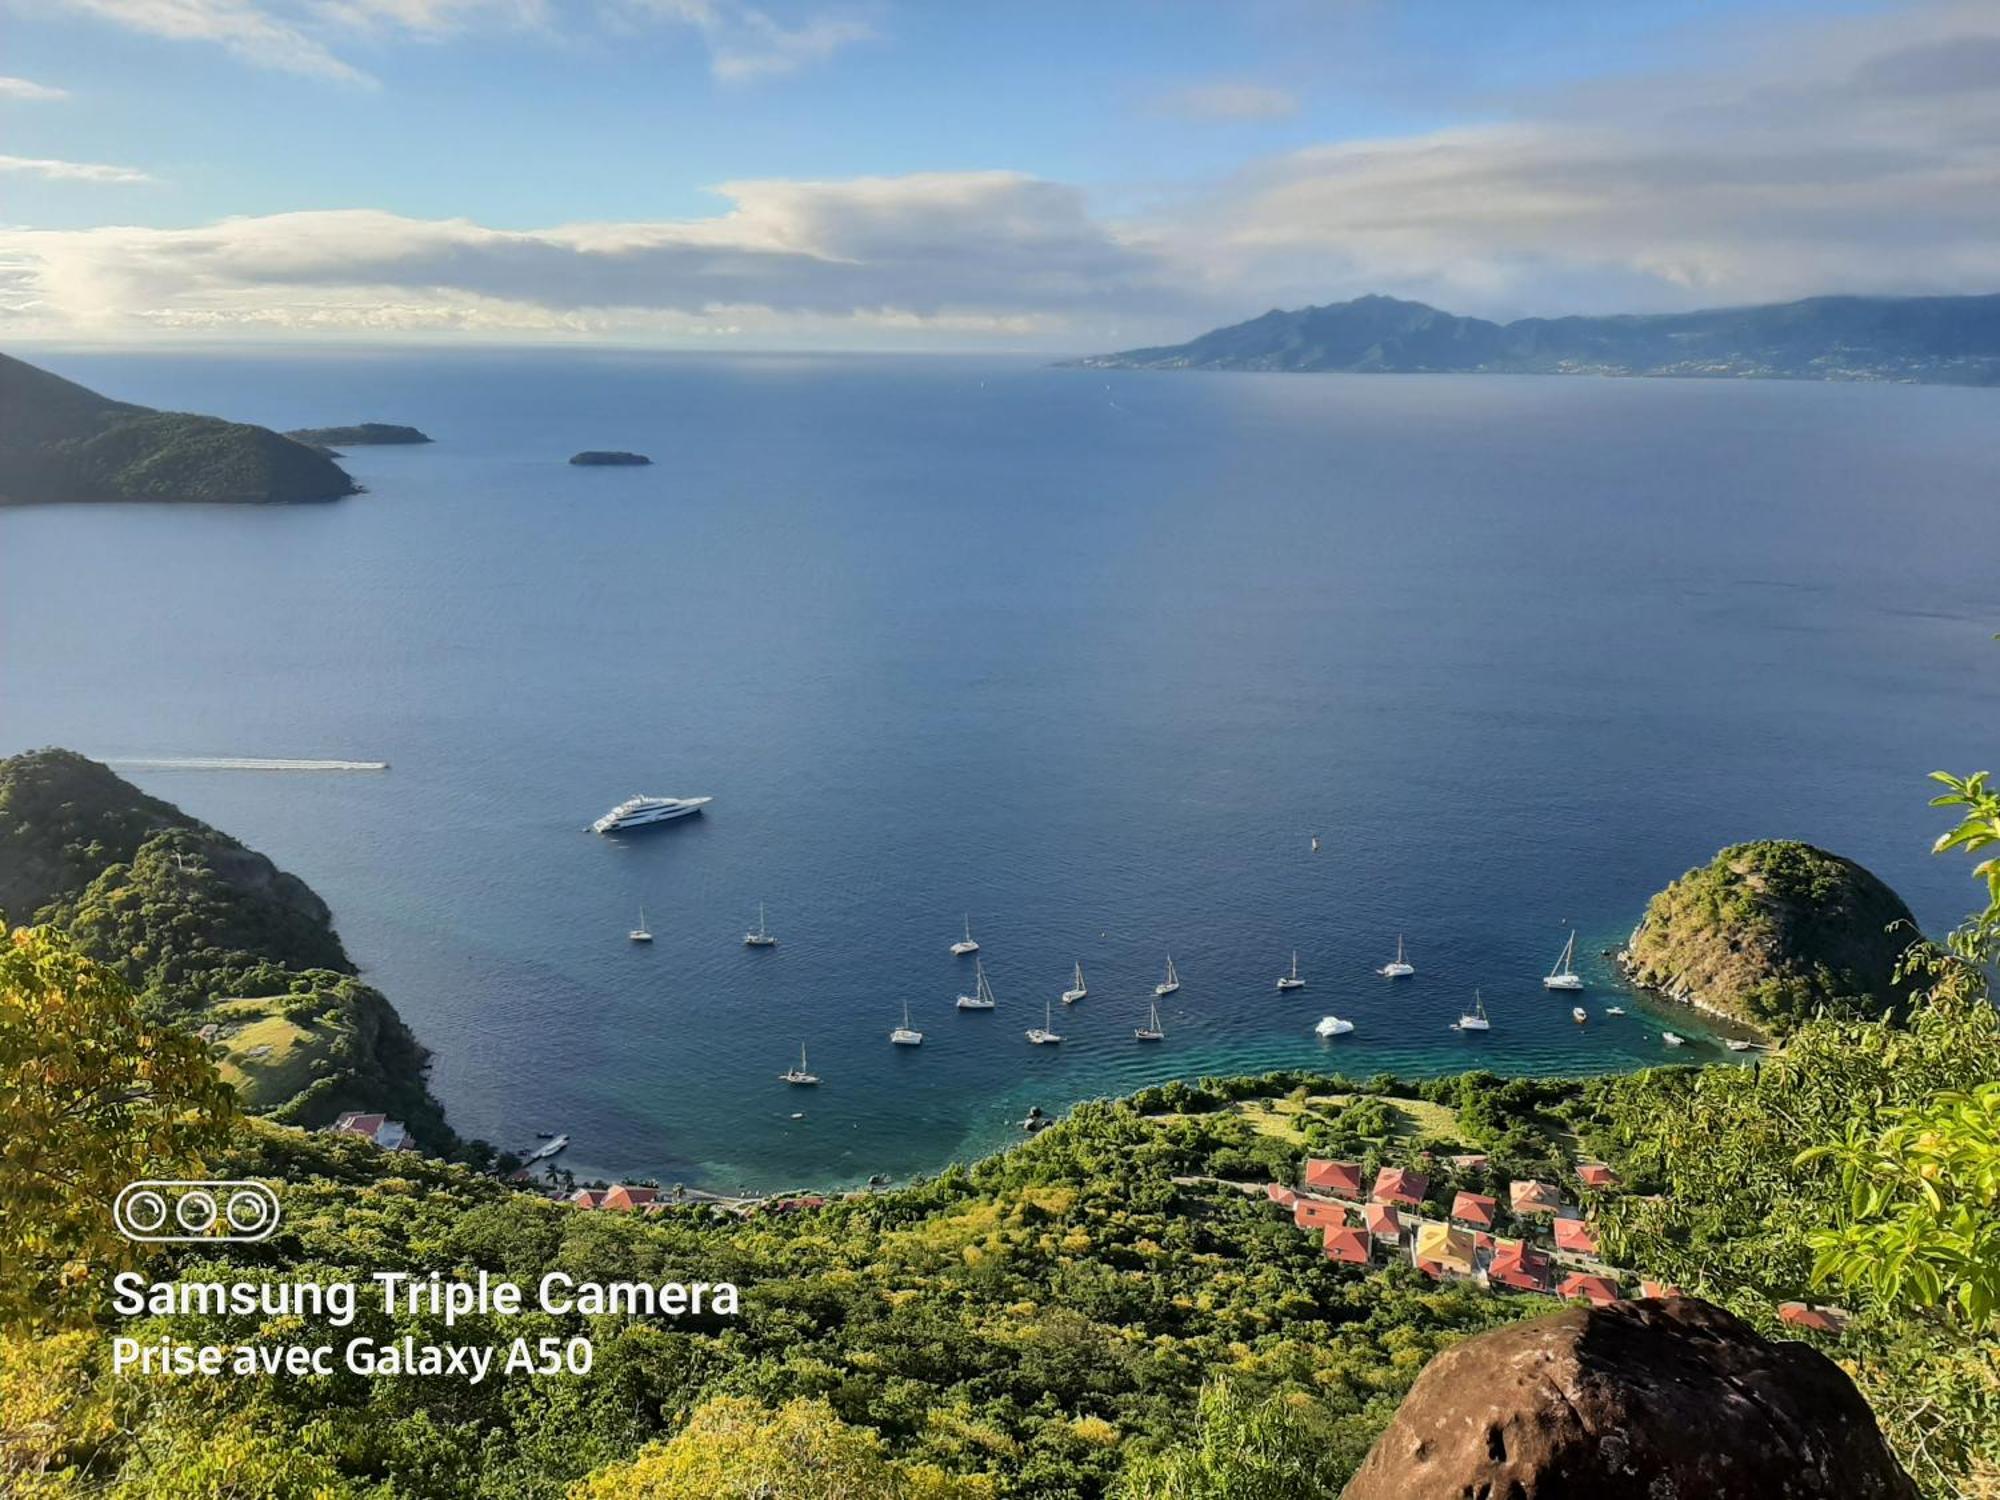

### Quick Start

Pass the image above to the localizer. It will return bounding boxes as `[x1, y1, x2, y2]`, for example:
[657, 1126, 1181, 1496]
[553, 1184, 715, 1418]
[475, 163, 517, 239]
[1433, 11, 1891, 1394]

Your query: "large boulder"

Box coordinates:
[1342, 1297, 1916, 1500]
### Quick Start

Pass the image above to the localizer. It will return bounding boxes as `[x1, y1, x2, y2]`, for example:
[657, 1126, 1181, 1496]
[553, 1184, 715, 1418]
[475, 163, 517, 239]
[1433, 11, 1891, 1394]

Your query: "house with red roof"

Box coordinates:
[1372, 1166, 1429, 1208]
[1639, 1280, 1684, 1299]
[1363, 1201, 1401, 1242]
[1552, 1217, 1600, 1256]
[1322, 1225, 1371, 1266]
[1558, 1272, 1622, 1307]
[1264, 1183, 1299, 1208]
[329, 1111, 416, 1152]
[1487, 1239, 1553, 1293]
[1509, 1179, 1563, 1216]
[599, 1184, 661, 1212]
[1449, 1191, 1498, 1229]
[570, 1188, 605, 1210]
[1293, 1197, 1348, 1232]
[1303, 1159, 1364, 1198]
[1576, 1162, 1619, 1190]
[1777, 1302, 1851, 1335]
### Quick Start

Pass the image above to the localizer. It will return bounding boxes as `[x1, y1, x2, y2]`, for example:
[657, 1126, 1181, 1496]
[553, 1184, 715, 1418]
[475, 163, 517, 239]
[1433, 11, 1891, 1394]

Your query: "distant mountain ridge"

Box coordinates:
[1071, 292, 2000, 384]
[0, 351, 357, 504]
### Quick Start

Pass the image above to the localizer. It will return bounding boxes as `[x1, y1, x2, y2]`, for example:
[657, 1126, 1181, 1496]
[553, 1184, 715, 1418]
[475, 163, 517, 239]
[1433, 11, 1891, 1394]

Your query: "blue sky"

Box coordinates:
[3, 0, 1995, 346]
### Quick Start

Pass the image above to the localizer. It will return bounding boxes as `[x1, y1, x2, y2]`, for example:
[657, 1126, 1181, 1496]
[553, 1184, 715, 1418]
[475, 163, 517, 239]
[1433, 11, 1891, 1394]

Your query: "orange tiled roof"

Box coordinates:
[1322, 1225, 1371, 1265]
[1510, 1179, 1563, 1215]
[1304, 1159, 1364, 1198]
[1552, 1217, 1599, 1256]
[1449, 1191, 1498, 1228]
[1558, 1273, 1621, 1307]
[1576, 1162, 1619, 1189]
[1364, 1202, 1401, 1238]
[1372, 1167, 1430, 1207]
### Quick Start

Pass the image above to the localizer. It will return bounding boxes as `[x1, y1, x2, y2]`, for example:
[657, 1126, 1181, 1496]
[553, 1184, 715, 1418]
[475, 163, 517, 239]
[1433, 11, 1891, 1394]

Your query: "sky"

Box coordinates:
[2, 0, 1998, 348]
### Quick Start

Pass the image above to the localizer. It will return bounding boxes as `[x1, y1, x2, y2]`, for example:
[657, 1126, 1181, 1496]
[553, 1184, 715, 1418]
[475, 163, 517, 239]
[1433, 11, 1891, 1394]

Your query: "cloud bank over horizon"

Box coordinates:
[4, 1, 1999, 347]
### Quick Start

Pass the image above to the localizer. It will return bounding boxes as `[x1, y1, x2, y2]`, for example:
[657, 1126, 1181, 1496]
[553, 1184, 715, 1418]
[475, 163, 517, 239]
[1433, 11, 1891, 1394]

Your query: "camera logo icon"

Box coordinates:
[114, 1180, 281, 1243]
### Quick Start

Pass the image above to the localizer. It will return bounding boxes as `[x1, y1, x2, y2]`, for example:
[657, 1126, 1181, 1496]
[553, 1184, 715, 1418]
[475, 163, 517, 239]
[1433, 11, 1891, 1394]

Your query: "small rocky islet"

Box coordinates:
[569, 450, 652, 466]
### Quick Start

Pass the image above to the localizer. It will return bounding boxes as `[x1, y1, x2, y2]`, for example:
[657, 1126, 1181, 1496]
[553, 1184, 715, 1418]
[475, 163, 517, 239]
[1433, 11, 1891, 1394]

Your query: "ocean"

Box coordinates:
[4, 347, 1996, 1190]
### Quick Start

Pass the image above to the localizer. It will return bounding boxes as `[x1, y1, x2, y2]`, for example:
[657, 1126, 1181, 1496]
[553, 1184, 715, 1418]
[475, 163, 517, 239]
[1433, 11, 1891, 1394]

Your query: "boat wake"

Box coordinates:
[103, 756, 390, 772]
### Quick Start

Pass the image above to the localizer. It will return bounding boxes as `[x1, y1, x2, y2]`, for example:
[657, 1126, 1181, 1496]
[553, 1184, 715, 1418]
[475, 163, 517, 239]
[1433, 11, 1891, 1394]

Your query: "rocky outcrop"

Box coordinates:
[1342, 1297, 1916, 1500]
[569, 450, 651, 466]
[1620, 840, 1922, 1036]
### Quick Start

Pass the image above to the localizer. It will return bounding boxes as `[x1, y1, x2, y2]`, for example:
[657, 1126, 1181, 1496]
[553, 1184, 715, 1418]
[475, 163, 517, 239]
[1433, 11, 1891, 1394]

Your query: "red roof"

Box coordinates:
[1639, 1280, 1684, 1299]
[1553, 1218, 1600, 1256]
[1510, 1179, 1563, 1215]
[1322, 1226, 1371, 1265]
[1576, 1163, 1619, 1190]
[1364, 1202, 1401, 1238]
[333, 1111, 387, 1137]
[1264, 1183, 1299, 1208]
[1778, 1302, 1850, 1335]
[1304, 1159, 1365, 1198]
[600, 1184, 661, 1211]
[1372, 1167, 1430, 1208]
[1489, 1243, 1554, 1293]
[1558, 1273, 1621, 1307]
[570, 1189, 604, 1210]
[1449, 1191, 1498, 1228]
[1293, 1197, 1348, 1231]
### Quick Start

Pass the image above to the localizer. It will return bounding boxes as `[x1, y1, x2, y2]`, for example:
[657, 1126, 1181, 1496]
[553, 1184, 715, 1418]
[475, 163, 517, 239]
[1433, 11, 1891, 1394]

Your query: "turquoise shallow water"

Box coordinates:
[4, 350, 1996, 1190]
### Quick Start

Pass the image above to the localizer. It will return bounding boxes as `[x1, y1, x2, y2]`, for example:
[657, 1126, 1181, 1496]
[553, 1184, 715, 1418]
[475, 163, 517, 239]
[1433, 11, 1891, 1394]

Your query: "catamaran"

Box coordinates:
[956, 957, 997, 1010]
[950, 916, 980, 956]
[1026, 999, 1063, 1045]
[1543, 930, 1584, 990]
[744, 902, 776, 947]
[592, 794, 711, 834]
[1380, 935, 1414, 978]
[779, 1044, 818, 1085]
[1135, 998, 1165, 1041]
[1276, 951, 1305, 991]
[628, 908, 652, 943]
[1062, 961, 1087, 1004]
[1314, 1014, 1354, 1037]
[1155, 956, 1180, 996]
[1456, 990, 1492, 1032]
[890, 1001, 923, 1046]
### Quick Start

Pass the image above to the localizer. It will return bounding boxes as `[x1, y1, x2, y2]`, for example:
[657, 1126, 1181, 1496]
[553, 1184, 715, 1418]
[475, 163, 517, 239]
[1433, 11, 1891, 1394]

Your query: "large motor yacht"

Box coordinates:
[591, 794, 712, 833]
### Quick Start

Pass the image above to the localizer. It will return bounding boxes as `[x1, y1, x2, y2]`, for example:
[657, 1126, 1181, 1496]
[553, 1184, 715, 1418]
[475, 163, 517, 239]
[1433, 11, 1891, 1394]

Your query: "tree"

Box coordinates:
[0, 926, 236, 1332]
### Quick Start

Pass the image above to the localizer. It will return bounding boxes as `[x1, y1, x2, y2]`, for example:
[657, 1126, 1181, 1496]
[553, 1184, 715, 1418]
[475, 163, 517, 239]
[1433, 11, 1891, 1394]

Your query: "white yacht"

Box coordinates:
[592, 795, 712, 834]
[1572, 1006, 1588, 1024]
[1380, 936, 1414, 978]
[1276, 951, 1305, 991]
[950, 916, 980, 956]
[1605, 1005, 1627, 1016]
[1026, 999, 1063, 1045]
[956, 957, 997, 1010]
[1155, 956, 1180, 997]
[1662, 1031, 1686, 1047]
[1726, 1038, 1756, 1052]
[1314, 1014, 1354, 1037]
[1135, 998, 1165, 1041]
[1543, 930, 1584, 990]
[1455, 990, 1492, 1032]
[890, 1001, 923, 1046]
[744, 903, 776, 947]
[628, 907, 652, 943]
[779, 1044, 818, 1085]
[1062, 961, 1088, 1004]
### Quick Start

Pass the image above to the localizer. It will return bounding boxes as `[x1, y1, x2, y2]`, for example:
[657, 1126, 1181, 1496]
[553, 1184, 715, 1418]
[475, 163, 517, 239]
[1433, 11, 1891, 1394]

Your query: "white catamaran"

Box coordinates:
[956, 957, 997, 1010]
[890, 1001, 923, 1046]
[950, 916, 980, 956]
[1027, 999, 1063, 1045]
[1380, 935, 1414, 978]
[1456, 990, 1492, 1032]
[1135, 998, 1165, 1041]
[1154, 956, 1180, 996]
[744, 902, 776, 947]
[1061, 961, 1087, 1004]
[1276, 951, 1305, 991]
[1543, 930, 1584, 990]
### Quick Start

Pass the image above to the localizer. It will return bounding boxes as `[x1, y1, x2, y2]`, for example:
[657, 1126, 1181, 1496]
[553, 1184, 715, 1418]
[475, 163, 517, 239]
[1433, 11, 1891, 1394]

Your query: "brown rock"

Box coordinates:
[1342, 1297, 1916, 1500]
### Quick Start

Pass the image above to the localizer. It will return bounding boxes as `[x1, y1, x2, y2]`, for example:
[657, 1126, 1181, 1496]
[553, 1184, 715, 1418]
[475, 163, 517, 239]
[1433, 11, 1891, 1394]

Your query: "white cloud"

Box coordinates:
[56, 0, 370, 81]
[1154, 80, 1298, 122]
[619, 0, 875, 81]
[0, 75, 72, 100]
[0, 153, 154, 183]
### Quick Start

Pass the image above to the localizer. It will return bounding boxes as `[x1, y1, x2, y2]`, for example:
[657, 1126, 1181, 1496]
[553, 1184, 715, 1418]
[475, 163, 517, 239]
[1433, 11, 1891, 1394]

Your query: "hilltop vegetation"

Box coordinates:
[284, 424, 432, 447]
[0, 352, 355, 505]
[1621, 840, 1922, 1034]
[0, 749, 448, 1141]
[1073, 292, 2000, 384]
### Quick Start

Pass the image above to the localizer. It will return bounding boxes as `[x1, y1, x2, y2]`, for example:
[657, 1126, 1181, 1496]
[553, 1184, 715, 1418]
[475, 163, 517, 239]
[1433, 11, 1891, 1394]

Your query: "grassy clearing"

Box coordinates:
[205, 997, 334, 1108]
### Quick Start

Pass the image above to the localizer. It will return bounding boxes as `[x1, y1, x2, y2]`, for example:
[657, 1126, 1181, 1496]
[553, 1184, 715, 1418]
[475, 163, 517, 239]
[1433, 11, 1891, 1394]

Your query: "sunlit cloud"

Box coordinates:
[0, 153, 154, 183]
[1153, 80, 1298, 122]
[0, 75, 72, 100]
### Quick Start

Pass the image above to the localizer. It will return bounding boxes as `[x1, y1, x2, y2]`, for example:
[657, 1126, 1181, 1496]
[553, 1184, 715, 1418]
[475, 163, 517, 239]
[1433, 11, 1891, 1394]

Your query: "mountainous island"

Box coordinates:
[0, 352, 358, 505]
[1072, 292, 2000, 384]
[283, 423, 432, 448]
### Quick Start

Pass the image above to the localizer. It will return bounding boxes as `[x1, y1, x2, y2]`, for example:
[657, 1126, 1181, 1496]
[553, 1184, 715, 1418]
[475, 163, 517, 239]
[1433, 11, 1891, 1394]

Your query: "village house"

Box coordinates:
[1558, 1272, 1622, 1307]
[1449, 1190, 1498, 1230]
[1303, 1159, 1365, 1199]
[1552, 1216, 1600, 1257]
[327, 1111, 416, 1152]
[1372, 1166, 1429, 1209]
[1576, 1162, 1619, 1190]
[1322, 1224, 1371, 1265]
[1509, 1179, 1563, 1217]
[1413, 1222, 1478, 1280]
[1487, 1238, 1554, 1293]
[1293, 1196, 1348, 1232]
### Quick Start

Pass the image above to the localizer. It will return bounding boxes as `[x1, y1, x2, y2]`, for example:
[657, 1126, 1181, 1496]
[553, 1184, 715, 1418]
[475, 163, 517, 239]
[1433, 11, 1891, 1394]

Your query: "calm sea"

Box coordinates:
[4, 349, 1996, 1191]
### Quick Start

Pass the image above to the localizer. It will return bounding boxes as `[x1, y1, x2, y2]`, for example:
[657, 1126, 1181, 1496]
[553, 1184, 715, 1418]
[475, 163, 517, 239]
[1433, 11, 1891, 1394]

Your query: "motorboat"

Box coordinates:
[592, 795, 711, 834]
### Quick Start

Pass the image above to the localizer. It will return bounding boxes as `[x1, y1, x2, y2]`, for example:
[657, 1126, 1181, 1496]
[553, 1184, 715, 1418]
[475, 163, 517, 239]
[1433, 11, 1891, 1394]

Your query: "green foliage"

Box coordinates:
[1111, 1382, 1362, 1500]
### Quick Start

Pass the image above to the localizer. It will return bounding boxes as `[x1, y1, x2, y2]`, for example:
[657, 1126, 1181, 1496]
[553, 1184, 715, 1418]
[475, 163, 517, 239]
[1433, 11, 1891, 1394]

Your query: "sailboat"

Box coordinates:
[1154, 956, 1180, 996]
[1062, 961, 1087, 1005]
[628, 907, 653, 943]
[1543, 930, 1584, 990]
[956, 957, 997, 1010]
[1135, 998, 1165, 1041]
[1276, 951, 1305, 991]
[778, 1044, 818, 1085]
[1455, 990, 1491, 1032]
[1026, 998, 1063, 1045]
[1380, 935, 1414, 978]
[1315, 1014, 1355, 1037]
[949, 916, 979, 956]
[744, 902, 776, 947]
[890, 1001, 923, 1046]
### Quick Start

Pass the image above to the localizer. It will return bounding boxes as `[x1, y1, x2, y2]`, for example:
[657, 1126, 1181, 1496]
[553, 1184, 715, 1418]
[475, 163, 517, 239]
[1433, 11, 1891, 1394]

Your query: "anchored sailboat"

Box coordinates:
[1380, 935, 1414, 978]
[744, 902, 776, 947]
[1543, 930, 1584, 990]
[950, 916, 980, 956]
[1154, 956, 1180, 997]
[628, 907, 652, 943]
[956, 957, 997, 1010]
[1027, 998, 1063, 1045]
[1135, 998, 1165, 1041]
[1276, 951, 1305, 991]
[1062, 961, 1087, 1005]
[779, 1044, 818, 1085]
[1455, 990, 1491, 1032]
[890, 1001, 923, 1046]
